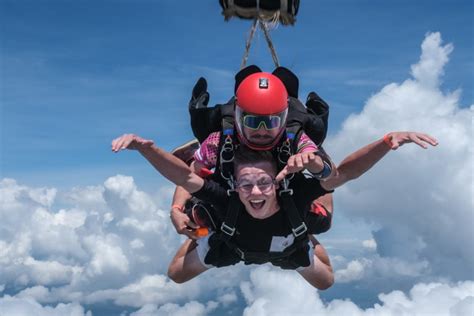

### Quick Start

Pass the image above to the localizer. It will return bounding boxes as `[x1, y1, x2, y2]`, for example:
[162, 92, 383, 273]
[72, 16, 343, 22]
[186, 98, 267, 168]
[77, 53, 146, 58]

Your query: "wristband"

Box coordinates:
[383, 134, 393, 149]
[313, 161, 332, 180]
[171, 204, 184, 212]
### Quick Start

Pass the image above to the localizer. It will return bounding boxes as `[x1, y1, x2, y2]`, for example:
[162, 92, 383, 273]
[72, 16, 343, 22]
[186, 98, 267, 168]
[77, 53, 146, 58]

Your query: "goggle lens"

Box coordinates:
[242, 115, 281, 130]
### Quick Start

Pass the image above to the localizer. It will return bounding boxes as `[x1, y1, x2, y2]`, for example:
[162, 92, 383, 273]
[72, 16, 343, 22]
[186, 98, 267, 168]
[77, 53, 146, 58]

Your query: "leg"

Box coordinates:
[167, 239, 209, 283]
[313, 192, 333, 214]
[297, 237, 334, 290]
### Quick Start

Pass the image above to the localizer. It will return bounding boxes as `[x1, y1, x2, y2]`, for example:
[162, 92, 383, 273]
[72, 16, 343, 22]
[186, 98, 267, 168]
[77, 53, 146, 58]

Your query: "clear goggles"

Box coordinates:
[242, 114, 283, 130]
[235, 176, 276, 193]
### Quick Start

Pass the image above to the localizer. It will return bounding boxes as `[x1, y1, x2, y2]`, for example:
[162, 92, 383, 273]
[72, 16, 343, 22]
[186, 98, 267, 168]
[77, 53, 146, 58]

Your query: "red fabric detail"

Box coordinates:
[310, 202, 328, 217]
[199, 168, 214, 178]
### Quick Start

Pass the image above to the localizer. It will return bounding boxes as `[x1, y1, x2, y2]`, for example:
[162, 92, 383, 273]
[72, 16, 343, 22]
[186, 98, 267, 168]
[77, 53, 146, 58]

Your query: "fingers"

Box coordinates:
[414, 133, 438, 147]
[389, 132, 438, 150]
[391, 139, 400, 150]
[170, 209, 201, 240]
[186, 220, 199, 230]
[111, 134, 154, 152]
[286, 154, 305, 172]
[275, 166, 289, 183]
[111, 134, 134, 152]
[183, 230, 199, 240]
[409, 133, 428, 149]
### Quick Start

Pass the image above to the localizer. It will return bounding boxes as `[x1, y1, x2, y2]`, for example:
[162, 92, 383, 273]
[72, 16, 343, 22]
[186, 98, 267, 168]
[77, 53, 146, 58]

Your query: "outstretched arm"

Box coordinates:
[322, 131, 438, 190]
[111, 134, 204, 193]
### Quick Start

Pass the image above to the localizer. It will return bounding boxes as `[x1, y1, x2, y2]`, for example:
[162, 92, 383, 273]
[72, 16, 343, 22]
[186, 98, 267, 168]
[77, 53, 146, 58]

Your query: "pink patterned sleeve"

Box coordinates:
[193, 132, 221, 169]
[296, 132, 319, 153]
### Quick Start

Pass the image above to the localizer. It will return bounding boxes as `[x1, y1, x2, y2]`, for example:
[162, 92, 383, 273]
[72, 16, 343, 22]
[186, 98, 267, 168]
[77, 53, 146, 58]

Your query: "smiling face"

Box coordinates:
[235, 161, 280, 219]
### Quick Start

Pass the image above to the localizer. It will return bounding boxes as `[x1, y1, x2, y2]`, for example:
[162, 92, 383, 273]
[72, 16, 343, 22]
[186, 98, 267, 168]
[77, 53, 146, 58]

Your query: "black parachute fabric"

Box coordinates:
[219, 0, 300, 25]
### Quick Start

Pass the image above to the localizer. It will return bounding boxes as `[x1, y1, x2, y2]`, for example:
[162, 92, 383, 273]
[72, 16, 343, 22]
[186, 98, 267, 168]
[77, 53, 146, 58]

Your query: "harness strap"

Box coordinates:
[275, 130, 307, 238]
[232, 233, 309, 263]
[279, 185, 308, 238]
[220, 190, 240, 241]
[217, 116, 240, 241]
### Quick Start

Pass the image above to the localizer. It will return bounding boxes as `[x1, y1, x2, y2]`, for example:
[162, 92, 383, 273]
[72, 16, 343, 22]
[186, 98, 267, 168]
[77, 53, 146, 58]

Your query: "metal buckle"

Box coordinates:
[278, 139, 292, 165]
[220, 222, 236, 237]
[278, 188, 293, 196]
[292, 222, 308, 238]
[235, 248, 245, 260]
[226, 175, 236, 196]
[220, 136, 234, 163]
[278, 178, 293, 196]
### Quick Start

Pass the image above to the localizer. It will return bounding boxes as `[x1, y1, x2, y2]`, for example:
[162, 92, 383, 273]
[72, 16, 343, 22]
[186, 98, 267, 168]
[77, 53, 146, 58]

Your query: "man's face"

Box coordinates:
[242, 125, 281, 146]
[235, 161, 279, 219]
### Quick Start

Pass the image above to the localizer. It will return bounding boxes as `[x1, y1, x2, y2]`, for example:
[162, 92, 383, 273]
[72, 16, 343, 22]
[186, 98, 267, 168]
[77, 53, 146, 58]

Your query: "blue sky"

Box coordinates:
[2, 0, 472, 189]
[1, 1, 473, 315]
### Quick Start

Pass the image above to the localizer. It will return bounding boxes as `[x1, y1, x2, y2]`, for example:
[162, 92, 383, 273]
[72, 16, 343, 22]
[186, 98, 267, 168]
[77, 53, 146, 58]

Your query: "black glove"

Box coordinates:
[189, 77, 209, 110]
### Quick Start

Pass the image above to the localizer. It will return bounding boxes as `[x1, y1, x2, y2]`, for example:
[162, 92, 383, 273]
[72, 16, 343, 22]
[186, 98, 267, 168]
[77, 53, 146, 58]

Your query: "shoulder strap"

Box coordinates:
[278, 178, 308, 239]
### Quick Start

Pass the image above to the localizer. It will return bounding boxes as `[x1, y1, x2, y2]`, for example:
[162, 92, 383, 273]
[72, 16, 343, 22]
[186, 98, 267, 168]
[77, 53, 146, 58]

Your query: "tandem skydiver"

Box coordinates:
[111, 128, 437, 289]
[111, 68, 438, 288]
[170, 66, 336, 240]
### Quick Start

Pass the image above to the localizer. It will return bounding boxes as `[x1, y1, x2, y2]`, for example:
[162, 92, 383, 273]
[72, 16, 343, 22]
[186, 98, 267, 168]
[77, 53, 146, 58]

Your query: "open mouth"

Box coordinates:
[249, 199, 265, 210]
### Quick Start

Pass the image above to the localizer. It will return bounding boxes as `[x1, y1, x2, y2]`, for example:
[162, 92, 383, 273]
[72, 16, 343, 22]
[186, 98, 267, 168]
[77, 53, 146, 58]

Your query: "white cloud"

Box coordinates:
[335, 259, 370, 283]
[241, 266, 474, 316]
[0, 295, 91, 316]
[130, 300, 218, 316]
[327, 32, 473, 281]
[84, 234, 130, 276]
[217, 291, 238, 306]
[362, 238, 377, 251]
[411, 32, 453, 88]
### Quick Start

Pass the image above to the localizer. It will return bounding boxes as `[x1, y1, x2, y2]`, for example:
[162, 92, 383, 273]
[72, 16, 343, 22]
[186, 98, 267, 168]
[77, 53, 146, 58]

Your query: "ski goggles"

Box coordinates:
[235, 176, 276, 193]
[242, 114, 282, 130]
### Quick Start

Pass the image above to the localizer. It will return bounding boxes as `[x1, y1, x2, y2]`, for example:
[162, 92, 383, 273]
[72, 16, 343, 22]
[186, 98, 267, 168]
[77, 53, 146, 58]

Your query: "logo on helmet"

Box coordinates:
[259, 78, 269, 89]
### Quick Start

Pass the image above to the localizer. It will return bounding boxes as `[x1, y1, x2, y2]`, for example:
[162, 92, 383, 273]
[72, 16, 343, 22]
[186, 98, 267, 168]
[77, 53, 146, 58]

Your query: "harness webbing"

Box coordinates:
[240, 18, 280, 69]
[259, 19, 280, 67]
[241, 19, 259, 69]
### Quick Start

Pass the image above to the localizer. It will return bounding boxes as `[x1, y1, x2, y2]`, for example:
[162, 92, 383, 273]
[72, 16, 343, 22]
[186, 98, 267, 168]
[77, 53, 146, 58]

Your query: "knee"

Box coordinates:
[167, 265, 187, 284]
[316, 273, 334, 290]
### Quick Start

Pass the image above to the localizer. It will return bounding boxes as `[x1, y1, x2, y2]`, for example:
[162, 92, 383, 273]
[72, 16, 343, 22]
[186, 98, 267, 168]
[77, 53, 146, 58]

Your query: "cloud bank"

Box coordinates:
[327, 32, 473, 283]
[241, 266, 473, 316]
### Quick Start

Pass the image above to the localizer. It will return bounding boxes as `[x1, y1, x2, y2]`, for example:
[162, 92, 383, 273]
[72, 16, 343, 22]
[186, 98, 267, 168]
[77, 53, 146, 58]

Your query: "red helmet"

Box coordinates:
[235, 72, 289, 150]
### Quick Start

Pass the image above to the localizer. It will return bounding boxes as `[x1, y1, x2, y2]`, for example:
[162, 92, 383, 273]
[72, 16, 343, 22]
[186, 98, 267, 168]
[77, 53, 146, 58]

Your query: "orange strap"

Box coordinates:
[195, 227, 209, 237]
[383, 134, 393, 149]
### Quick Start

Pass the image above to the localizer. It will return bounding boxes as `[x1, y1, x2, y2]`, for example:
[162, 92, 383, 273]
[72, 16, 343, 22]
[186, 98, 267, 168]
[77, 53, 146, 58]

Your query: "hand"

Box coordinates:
[111, 134, 154, 152]
[276, 152, 323, 182]
[170, 208, 200, 239]
[387, 132, 438, 150]
[189, 77, 209, 109]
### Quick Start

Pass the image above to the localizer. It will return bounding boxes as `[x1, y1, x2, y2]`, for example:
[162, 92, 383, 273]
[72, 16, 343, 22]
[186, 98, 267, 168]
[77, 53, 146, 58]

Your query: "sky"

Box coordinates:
[1, 0, 473, 315]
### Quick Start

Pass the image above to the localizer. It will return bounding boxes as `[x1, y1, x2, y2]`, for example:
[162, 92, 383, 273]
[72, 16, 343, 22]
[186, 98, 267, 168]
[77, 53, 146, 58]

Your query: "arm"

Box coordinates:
[321, 131, 438, 190]
[167, 239, 209, 284]
[275, 150, 336, 182]
[170, 186, 200, 239]
[111, 134, 204, 193]
[169, 160, 208, 239]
